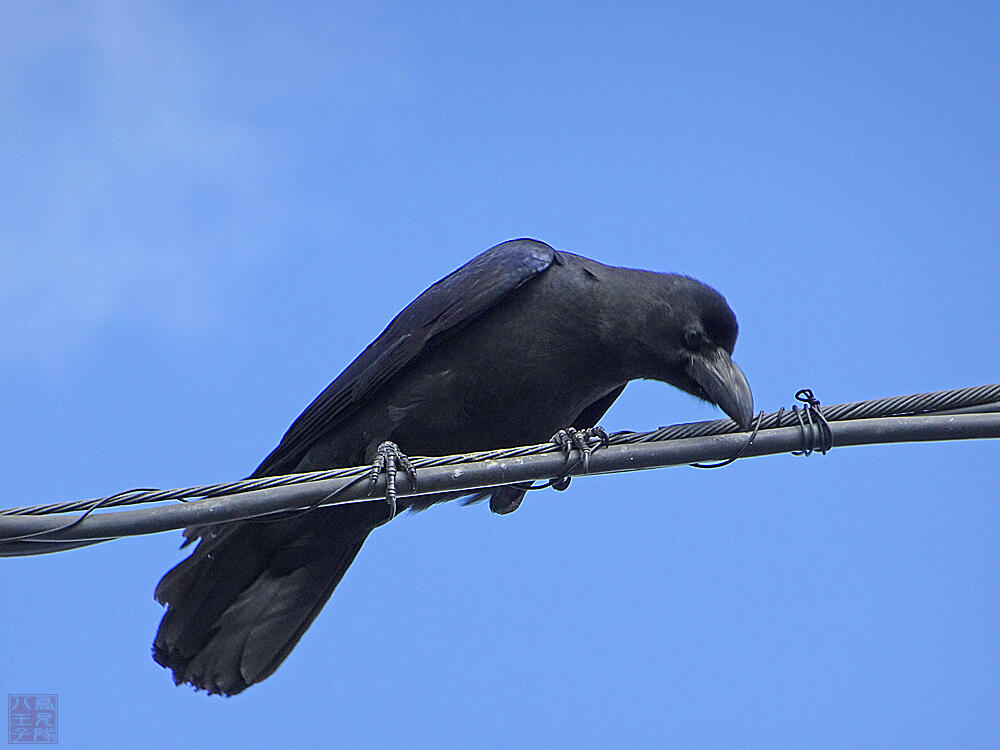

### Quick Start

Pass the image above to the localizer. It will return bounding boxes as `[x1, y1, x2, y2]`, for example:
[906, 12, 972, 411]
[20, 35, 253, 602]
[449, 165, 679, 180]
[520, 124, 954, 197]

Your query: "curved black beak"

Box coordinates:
[686, 348, 754, 429]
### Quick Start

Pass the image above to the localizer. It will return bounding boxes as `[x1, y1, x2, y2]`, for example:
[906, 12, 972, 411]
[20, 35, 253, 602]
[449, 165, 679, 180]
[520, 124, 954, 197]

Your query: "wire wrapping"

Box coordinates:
[1, 382, 998, 556]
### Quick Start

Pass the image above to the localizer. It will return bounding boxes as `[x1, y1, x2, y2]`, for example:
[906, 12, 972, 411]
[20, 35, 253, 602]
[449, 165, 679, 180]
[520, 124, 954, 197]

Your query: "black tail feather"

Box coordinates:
[153, 503, 383, 695]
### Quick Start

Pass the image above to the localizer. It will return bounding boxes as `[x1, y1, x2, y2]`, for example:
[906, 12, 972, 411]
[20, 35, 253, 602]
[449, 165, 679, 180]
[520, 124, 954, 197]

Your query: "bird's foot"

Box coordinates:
[550, 426, 609, 475]
[368, 441, 416, 521]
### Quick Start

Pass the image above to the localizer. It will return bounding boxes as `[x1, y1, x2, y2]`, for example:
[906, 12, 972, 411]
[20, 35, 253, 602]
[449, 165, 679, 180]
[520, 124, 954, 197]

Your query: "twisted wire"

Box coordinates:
[2, 382, 997, 520]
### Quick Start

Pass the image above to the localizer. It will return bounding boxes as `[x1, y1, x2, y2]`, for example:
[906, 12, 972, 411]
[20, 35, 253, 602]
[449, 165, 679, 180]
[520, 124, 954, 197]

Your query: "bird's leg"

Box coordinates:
[368, 441, 416, 521]
[550, 426, 610, 475]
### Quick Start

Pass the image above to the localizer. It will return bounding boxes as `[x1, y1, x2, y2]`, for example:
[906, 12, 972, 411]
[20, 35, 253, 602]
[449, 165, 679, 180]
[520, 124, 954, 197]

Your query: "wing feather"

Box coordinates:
[251, 239, 556, 477]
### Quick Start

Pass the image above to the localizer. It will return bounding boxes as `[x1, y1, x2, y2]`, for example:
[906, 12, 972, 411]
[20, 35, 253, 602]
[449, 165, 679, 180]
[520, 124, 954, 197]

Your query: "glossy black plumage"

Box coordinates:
[153, 238, 752, 695]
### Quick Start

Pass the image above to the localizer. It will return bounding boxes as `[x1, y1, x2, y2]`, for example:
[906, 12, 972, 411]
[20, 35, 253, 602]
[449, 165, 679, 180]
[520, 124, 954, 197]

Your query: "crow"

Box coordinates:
[153, 238, 753, 695]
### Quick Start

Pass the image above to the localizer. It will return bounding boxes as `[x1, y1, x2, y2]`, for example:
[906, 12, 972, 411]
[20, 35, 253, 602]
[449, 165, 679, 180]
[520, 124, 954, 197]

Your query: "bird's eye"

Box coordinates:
[684, 328, 707, 349]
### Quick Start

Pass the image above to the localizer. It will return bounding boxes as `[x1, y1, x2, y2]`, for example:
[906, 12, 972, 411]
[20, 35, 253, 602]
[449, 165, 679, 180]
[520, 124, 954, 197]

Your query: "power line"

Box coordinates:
[2, 383, 998, 557]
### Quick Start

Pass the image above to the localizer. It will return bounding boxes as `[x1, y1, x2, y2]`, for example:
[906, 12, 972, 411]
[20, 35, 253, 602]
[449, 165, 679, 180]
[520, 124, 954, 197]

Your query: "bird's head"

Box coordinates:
[627, 273, 754, 429]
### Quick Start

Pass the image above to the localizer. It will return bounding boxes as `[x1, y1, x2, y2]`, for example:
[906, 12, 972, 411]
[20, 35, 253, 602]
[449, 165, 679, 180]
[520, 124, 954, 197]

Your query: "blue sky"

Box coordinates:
[2, 2, 998, 747]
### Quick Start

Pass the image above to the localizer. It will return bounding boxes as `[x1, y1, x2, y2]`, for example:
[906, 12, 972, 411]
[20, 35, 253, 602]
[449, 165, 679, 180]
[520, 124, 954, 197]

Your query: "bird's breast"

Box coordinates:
[382, 350, 619, 457]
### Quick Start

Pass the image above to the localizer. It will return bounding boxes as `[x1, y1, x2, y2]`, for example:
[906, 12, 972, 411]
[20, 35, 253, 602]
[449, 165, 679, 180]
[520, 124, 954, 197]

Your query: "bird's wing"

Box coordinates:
[251, 239, 557, 477]
[572, 384, 626, 429]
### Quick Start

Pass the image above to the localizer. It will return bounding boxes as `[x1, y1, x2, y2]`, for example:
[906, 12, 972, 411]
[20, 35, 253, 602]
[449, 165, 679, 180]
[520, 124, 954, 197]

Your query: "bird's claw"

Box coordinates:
[550, 476, 572, 491]
[550, 426, 609, 474]
[369, 441, 416, 521]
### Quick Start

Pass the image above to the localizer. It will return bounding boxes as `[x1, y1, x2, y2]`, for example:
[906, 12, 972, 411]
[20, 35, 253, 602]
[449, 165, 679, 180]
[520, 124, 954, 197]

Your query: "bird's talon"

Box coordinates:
[551, 429, 571, 455]
[549, 426, 609, 475]
[369, 441, 415, 521]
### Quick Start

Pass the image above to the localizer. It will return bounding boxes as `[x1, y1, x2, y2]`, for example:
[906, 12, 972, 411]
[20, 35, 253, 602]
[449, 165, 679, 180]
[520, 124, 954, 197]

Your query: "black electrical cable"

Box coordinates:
[1, 383, 997, 557]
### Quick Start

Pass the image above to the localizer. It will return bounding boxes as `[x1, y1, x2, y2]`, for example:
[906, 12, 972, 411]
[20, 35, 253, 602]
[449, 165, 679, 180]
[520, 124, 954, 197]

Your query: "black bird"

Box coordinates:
[153, 238, 753, 695]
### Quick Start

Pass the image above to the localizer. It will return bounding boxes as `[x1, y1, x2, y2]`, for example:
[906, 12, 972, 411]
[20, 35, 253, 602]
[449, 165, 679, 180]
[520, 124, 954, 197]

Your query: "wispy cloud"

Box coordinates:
[0, 2, 274, 364]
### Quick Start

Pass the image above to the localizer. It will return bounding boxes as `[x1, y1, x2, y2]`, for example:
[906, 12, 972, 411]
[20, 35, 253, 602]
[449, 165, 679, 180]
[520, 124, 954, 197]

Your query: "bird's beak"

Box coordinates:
[686, 348, 754, 429]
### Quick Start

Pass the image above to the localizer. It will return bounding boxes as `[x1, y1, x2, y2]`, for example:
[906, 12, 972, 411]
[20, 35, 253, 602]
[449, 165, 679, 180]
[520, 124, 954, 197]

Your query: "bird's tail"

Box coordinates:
[153, 502, 385, 695]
